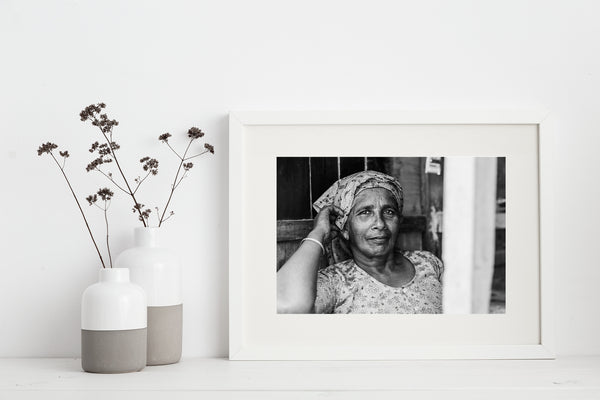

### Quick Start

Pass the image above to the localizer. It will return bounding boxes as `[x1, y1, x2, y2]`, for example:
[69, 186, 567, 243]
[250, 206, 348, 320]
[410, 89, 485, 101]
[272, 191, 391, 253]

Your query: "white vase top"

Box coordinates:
[134, 227, 160, 247]
[99, 268, 130, 283]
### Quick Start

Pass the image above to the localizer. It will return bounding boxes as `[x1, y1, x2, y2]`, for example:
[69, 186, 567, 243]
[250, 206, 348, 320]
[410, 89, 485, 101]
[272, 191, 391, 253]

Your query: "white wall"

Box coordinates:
[1, 0, 599, 357]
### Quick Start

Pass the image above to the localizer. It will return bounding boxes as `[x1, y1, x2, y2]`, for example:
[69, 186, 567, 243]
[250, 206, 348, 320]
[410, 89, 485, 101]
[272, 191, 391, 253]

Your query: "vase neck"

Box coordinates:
[134, 227, 160, 247]
[99, 268, 130, 283]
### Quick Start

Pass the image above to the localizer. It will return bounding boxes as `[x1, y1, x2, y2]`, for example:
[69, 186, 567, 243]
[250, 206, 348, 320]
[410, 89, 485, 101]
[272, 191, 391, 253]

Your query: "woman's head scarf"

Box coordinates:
[313, 170, 404, 231]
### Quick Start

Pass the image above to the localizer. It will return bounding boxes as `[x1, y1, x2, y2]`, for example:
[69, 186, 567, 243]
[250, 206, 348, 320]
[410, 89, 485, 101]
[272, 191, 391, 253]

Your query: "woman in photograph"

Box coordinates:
[277, 170, 443, 314]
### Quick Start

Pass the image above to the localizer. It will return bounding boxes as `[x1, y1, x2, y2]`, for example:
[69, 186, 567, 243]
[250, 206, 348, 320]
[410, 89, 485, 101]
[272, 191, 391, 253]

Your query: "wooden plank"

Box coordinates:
[493, 157, 506, 312]
[384, 158, 422, 216]
[428, 158, 445, 211]
[310, 157, 339, 218]
[277, 219, 315, 241]
[397, 232, 423, 251]
[398, 216, 427, 233]
[366, 157, 390, 173]
[277, 157, 311, 219]
[340, 157, 365, 177]
[497, 157, 506, 201]
[420, 157, 433, 255]
[422, 157, 444, 257]
[277, 240, 327, 270]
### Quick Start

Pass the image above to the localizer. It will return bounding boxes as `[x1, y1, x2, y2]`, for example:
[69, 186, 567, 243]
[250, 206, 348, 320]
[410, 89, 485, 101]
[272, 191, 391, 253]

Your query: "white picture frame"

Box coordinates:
[229, 110, 555, 360]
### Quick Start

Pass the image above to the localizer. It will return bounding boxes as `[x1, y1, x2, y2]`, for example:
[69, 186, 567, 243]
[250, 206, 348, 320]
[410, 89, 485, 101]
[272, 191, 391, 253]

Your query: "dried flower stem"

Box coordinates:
[93, 126, 148, 227]
[161, 212, 175, 224]
[158, 139, 193, 226]
[103, 201, 113, 268]
[155, 128, 214, 226]
[94, 167, 129, 195]
[133, 171, 153, 195]
[183, 150, 210, 161]
[164, 142, 181, 159]
[49, 152, 107, 268]
[89, 188, 114, 267]
[158, 141, 210, 227]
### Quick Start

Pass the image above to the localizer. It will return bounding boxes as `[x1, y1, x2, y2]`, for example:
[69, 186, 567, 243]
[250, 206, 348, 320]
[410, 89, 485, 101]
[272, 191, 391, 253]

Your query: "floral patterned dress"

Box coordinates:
[314, 251, 443, 314]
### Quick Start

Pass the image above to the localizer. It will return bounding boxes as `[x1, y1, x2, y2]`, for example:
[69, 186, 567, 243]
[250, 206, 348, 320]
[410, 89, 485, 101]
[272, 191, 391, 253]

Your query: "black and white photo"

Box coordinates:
[276, 157, 506, 314]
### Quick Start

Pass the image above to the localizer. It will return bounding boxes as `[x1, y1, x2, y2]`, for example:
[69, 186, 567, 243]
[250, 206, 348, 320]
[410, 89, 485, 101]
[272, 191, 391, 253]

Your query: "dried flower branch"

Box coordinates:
[156, 127, 214, 226]
[87, 188, 115, 268]
[37, 142, 107, 268]
[133, 157, 159, 195]
[39, 104, 214, 268]
[81, 103, 156, 226]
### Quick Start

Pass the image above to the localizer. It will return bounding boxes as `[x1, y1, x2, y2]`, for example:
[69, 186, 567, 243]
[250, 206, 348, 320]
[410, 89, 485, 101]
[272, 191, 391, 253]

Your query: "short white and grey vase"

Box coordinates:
[81, 268, 147, 373]
[115, 227, 183, 365]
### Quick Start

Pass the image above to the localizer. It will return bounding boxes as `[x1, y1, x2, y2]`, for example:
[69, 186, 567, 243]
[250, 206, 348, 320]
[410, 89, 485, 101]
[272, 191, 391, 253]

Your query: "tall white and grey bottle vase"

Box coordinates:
[115, 227, 183, 365]
[81, 268, 147, 373]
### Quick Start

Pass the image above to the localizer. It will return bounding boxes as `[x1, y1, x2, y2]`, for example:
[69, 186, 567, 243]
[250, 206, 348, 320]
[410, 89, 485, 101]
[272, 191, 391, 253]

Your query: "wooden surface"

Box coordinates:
[1, 357, 599, 399]
[309, 157, 339, 215]
[277, 157, 311, 220]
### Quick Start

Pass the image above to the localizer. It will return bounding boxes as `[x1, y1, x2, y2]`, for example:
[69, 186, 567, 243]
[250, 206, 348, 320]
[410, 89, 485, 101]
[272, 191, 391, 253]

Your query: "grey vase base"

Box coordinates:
[147, 304, 183, 366]
[82, 328, 147, 373]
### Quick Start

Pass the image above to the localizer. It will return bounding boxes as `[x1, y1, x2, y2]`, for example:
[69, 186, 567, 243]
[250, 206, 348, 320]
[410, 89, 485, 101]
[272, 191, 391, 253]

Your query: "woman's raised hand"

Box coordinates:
[311, 205, 344, 240]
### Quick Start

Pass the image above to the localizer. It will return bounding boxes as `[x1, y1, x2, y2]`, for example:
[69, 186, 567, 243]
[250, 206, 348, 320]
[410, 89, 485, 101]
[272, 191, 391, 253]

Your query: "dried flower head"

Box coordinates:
[91, 142, 119, 157]
[86, 194, 98, 205]
[158, 133, 172, 143]
[80, 103, 118, 134]
[86, 141, 119, 172]
[97, 187, 114, 201]
[140, 157, 159, 175]
[79, 103, 106, 122]
[59, 150, 70, 158]
[132, 202, 151, 222]
[187, 127, 204, 139]
[86, 156, 113, 172]
[37, 142, 58, 156]
[204, 143, 215, 154]
[183, 162, 193, 171]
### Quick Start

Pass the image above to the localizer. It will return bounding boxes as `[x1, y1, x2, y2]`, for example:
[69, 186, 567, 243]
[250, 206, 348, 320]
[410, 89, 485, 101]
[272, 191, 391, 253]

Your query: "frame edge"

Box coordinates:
[228, 110, 554, 360]
[229, 112, 245, 360]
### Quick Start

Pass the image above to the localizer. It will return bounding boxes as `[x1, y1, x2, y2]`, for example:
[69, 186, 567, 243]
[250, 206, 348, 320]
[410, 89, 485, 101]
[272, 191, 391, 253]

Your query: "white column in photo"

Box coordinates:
[442, 157, 498, 314]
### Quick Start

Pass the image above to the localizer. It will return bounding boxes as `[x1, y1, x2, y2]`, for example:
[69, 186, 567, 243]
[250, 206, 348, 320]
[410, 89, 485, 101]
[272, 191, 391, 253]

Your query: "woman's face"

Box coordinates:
[343, 187, 400, 260]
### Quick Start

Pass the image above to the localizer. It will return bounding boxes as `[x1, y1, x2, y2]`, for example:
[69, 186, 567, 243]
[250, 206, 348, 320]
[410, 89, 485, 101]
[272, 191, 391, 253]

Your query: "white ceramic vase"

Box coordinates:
[115, 227, 183, 365]
[81, 268, 147, 373]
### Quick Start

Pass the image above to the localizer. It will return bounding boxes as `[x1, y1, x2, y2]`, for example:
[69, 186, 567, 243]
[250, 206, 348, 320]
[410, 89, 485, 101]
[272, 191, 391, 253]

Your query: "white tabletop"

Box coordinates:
[1, 357, 599, 399]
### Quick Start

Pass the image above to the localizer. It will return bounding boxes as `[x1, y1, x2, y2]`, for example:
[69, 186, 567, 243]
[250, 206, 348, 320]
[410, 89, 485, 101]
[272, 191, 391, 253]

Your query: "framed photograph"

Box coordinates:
[229, 111, 554, 360]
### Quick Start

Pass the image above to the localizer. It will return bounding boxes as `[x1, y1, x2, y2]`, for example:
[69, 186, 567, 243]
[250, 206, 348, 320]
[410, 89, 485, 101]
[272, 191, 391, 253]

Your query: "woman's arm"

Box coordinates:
[276, 206, 341, 314]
